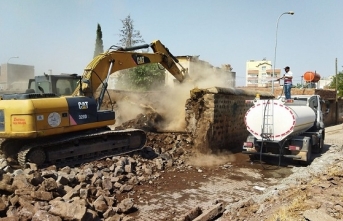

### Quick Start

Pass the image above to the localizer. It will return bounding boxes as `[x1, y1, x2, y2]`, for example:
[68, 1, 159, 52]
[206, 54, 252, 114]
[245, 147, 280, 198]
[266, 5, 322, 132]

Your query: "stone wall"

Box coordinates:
[184, 87, 273, 154]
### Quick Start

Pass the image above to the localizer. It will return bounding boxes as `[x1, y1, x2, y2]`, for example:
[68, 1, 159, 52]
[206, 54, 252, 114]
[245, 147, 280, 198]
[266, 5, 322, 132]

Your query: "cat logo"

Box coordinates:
[137, 56, 145, 64]
[78, 101, 88, 110]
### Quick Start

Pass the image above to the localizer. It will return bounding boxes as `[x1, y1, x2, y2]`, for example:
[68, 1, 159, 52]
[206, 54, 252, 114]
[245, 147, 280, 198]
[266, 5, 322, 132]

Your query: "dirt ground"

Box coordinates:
[102, 93, 343, 221]
[111, 124, 342, 221]
[220, 124, 343, 221]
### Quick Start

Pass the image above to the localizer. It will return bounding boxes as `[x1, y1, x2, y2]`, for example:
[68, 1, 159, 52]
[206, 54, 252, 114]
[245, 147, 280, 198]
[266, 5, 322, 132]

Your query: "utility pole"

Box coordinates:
[335, 58, 338, 124]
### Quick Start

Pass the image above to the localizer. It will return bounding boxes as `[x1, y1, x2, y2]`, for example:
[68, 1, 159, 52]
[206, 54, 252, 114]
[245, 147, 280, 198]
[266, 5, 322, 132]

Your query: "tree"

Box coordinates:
[115, 15, 165, 91]
[329, 72, 343, 97]
[116, 63, 165, 91]
[93, 23, 104, 58]
[118, 15, 144, 47]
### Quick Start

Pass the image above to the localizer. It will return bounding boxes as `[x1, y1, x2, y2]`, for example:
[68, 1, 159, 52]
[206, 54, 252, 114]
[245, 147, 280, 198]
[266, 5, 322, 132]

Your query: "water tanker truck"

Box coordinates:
[242, 95, 326, 164]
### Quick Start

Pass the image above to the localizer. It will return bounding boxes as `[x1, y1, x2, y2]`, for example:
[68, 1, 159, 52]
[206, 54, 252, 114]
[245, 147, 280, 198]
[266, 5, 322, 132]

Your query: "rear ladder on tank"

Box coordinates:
[260, 100, 275, 140]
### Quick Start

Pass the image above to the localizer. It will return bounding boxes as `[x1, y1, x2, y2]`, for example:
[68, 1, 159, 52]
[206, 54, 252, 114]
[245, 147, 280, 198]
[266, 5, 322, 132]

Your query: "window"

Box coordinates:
[261, 66, 266, 71]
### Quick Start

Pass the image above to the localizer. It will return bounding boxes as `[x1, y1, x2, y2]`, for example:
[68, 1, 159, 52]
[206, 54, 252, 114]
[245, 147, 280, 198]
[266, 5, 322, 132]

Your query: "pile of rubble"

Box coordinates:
[0, 130, 193, 221]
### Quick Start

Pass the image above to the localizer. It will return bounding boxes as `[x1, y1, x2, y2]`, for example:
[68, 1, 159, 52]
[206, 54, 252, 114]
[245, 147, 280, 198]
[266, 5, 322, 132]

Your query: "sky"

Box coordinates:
[1, 0, 343, 86]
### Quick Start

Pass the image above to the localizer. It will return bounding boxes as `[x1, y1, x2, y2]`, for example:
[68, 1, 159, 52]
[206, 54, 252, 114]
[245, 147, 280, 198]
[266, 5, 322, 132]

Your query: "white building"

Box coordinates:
[317, 76, 333, 89]
[246, 59, 281, 87]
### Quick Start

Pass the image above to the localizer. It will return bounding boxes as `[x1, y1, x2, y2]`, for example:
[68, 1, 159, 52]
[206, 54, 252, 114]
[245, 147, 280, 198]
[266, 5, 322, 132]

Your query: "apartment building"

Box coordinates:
[246, 59, 281, 87]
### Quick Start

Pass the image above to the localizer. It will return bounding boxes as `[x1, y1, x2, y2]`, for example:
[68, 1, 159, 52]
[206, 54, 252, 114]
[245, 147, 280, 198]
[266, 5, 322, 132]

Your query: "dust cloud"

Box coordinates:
[113, 62, 233, 131]
[187, 152, 236, 167]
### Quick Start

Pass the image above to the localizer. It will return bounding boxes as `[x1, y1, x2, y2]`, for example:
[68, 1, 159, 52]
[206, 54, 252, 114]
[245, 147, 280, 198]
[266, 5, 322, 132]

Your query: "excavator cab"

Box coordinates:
[27, 74, 80, 96]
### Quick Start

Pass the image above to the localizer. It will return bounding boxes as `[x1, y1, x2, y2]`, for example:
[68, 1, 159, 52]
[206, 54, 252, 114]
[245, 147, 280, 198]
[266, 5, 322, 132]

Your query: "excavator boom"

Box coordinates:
[72, 40, 187, 98]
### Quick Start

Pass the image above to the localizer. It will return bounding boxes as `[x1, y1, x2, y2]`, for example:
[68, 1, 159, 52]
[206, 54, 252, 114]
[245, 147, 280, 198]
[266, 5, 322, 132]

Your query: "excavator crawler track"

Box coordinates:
[3, 128, 146, 168]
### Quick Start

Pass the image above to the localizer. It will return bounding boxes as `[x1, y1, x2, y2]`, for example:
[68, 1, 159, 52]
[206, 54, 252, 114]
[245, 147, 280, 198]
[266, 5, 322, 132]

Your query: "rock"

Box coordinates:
[140, 146, 158, 159]
[49, 200, 86, 220]
[102, 178, 113, 191]
[0, 158, 8, 169]
[60, 166, 71, 174]
[83, 209, 99, 221]
[9, 195, 18, 206]
[79, 188, 88, 199]
[105, 214, 121, 221]
[303, 209, 336, 221]
[56, 174, 69, 185]
[41, 178, 58, 192]
[103, 208, 116, 219]
[91, 173, 102, 187]
[62, 189, 78, 201]
[28, 171, 44, 186]
[41, 170, 57, 179]
[18, 197, 36, 215]
[166, 158, 173, 167]
[12, 174, 33, 190]
[122, 216, 135, 221]
[93, 195, 108, 213]
[34, 201, 50, 211]
[155, 158, 164, 170]
[143, 165, 152, 175]
[14, 189, 32, 196]
[32, 210, 62, 221]
[31, 191, 53, 201]
[334, 204, 343, 212]
[114, 167, 124, 177]
[103, 196, 116, 207]
[0, 197, 7, 212]
[27, 163, 38, 170]
[0, 174, 14, 192]
[119, 184, 133, 193]
[6, 206, 19, 217]
[76, 173, 87, 182]
[118, 198, 134, 213]
[124, 164, 132, 173]
[113, 182, 122, 189]
[17, 206, 35, 220]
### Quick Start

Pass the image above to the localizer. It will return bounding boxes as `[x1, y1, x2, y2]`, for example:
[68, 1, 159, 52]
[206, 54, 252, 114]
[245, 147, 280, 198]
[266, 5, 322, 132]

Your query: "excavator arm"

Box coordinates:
[72, 40, 187, 100]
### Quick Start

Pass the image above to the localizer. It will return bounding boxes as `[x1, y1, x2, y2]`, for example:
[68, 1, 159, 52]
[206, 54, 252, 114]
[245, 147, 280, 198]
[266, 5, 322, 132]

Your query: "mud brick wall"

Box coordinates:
[185, 87, 273, 153]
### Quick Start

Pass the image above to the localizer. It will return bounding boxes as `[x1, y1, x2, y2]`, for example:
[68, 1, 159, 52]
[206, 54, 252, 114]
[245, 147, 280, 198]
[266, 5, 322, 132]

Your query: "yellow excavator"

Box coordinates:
[0, 40, 187, 167]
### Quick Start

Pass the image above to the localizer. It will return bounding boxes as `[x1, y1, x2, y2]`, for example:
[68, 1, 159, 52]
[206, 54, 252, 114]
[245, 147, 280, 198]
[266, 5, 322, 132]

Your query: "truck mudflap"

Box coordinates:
[242, 151, 302, 159]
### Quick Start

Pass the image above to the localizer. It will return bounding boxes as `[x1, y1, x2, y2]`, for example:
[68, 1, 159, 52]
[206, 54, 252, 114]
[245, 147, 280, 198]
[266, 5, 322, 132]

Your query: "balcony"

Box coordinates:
[266, 69, 281, 74]
[247, 70, 259, 75]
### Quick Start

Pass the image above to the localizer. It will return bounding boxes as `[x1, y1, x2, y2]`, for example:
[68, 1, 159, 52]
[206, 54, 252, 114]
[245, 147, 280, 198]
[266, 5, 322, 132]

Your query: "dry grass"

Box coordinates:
[327, 164, 343, 177]
[267, 191, 309, 221]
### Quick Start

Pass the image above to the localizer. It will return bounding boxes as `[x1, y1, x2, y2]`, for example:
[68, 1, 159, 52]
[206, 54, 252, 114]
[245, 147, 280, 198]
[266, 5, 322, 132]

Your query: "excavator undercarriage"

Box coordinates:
[1, 128, 146, 168]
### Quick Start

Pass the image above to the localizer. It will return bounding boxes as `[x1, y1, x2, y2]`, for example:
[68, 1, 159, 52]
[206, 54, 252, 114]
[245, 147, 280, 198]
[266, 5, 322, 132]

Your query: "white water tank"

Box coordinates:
[244, 99, 316, 141]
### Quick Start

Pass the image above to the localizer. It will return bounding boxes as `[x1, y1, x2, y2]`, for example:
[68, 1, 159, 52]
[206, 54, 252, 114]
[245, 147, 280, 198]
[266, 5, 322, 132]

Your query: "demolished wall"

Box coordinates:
[184, 87, 273, 153]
